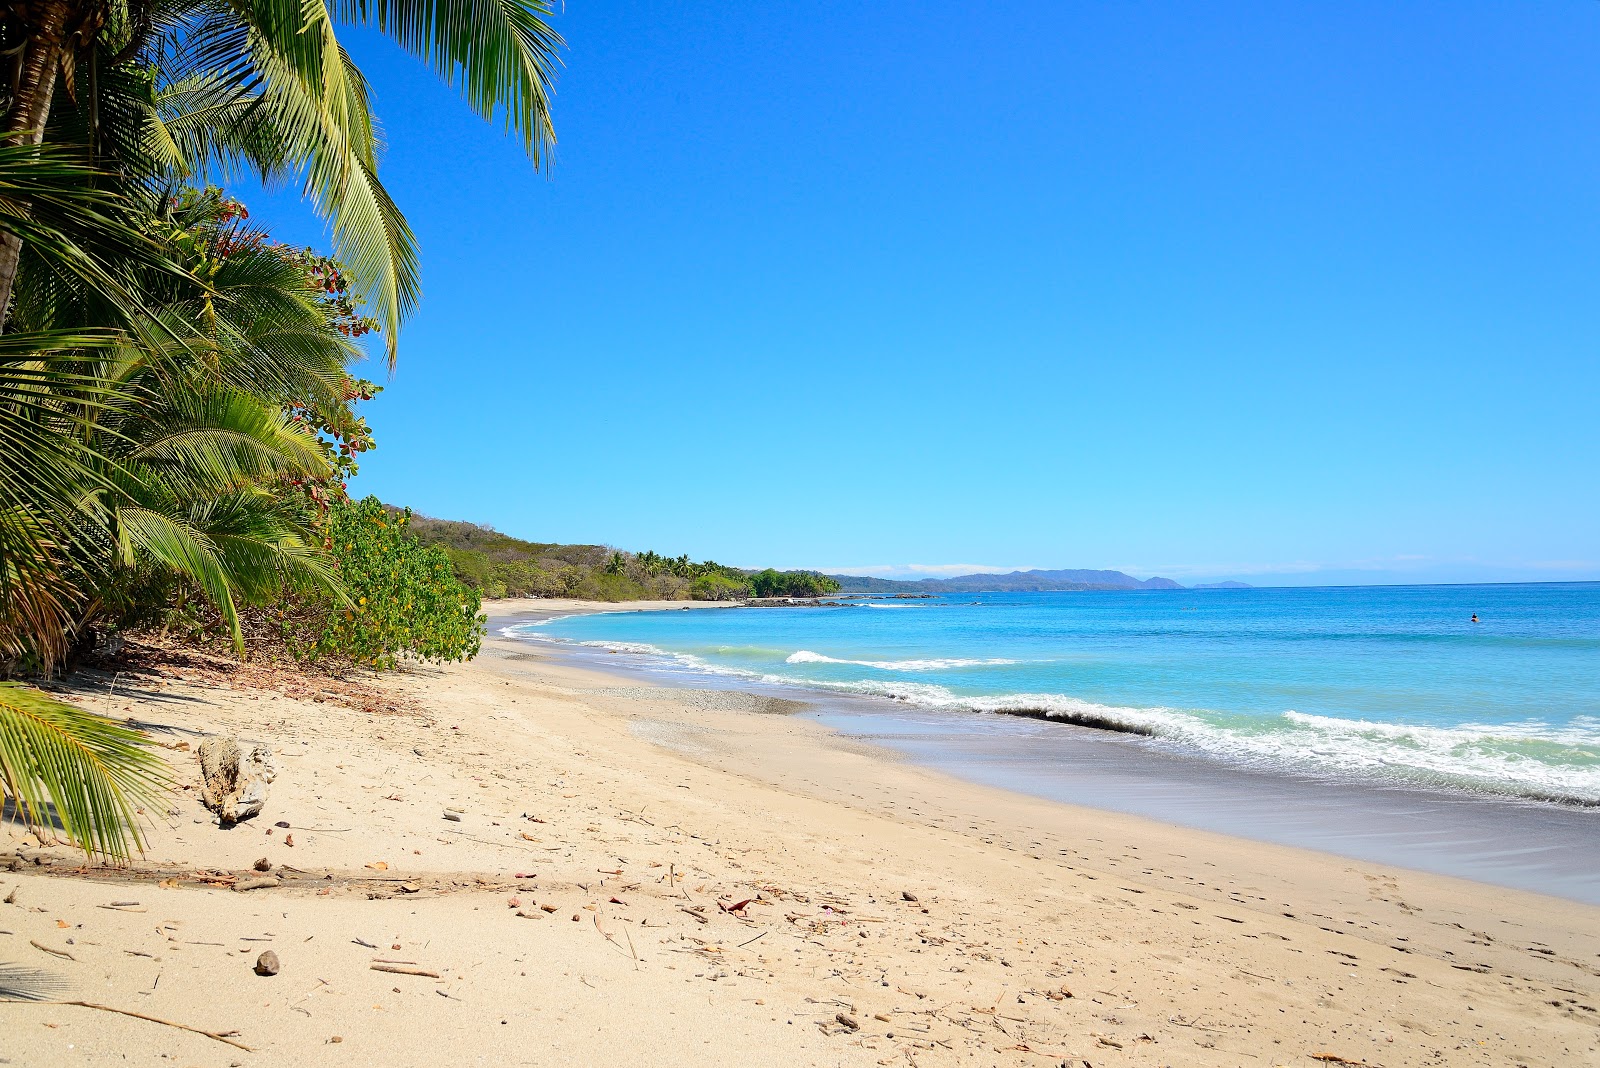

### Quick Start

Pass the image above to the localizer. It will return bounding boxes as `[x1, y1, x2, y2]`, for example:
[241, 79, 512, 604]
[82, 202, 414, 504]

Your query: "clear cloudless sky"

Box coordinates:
[235, 1, 1600, 586]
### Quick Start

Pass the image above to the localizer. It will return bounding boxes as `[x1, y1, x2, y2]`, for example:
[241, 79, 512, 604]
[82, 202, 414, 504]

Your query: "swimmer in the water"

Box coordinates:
[1471, 614, 1480, 623]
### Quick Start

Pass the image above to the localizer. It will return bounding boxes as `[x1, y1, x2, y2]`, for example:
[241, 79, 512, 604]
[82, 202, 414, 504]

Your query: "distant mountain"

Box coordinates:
[1192, 581, 1254, 590]
[829, 568, 1188, 594]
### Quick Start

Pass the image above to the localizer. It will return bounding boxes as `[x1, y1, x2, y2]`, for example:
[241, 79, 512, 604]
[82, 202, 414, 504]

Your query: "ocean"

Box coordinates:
[508, 583, 1600, 807]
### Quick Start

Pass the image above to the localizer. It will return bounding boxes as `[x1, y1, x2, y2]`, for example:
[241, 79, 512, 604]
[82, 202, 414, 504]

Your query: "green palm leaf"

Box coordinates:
[328, 0, 563, 163]
[0, 683, 169, 862]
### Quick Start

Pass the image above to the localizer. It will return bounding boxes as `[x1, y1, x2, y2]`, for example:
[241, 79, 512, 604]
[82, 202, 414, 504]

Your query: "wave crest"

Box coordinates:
[785, 650, 1021, 671]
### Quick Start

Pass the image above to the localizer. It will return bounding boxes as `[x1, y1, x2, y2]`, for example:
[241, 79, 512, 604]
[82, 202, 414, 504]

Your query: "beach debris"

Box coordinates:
[253, 951, 280, 976]
[235, 877, 279, 892]
[835, 1013, 860, 1032]
[370, 963, 441, 978]
[197, 737, 276, 825]
[1311, 1055, 1374, 1066]
[352, 938, 378, 949]
[46, 1000, 253, 1051]
[443, 812, 462, 822]
[366, 861, 389, 871]
[29, 940, 74, 961]
[901, 891, 919, 902]
[252, 857, 272, 872]
[719, 898, 754, 916]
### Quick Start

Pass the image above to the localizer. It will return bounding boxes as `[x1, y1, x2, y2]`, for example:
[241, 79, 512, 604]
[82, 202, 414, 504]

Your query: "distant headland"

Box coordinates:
[827, 570, 1254, 594]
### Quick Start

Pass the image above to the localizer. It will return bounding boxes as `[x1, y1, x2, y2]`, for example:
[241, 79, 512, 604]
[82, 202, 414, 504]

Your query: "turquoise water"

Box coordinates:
[509, 584, 1600, 805]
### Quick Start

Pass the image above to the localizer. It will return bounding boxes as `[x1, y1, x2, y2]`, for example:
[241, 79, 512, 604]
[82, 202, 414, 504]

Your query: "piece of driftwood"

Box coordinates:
[369, 962, 441, 978]
[36, 1000, 253, 1051]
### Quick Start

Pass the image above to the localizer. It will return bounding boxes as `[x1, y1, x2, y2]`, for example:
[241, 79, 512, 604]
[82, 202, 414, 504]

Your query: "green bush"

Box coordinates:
[690, 573, 750, 601]
[747, 569, 840, 598]
[299, 497, 484, 668]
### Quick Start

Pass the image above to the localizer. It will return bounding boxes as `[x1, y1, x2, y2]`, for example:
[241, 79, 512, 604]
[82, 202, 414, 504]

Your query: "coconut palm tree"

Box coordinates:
[0, 168, 355, 859]
[0, 0, 563, 359]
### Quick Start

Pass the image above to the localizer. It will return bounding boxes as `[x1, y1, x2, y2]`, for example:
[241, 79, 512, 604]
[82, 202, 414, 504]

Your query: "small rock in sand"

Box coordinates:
[835, 1013, 860, 1031]
[254, 950, 280, 976]
[901, 891, 919, 902]
[253, 857, 272, 872]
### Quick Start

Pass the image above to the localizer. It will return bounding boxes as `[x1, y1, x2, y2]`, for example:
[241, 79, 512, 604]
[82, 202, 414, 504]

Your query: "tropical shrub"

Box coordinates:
[747, 569, 841, 598]
[293, 497, 485, 668]
[690, 573, 749, 601]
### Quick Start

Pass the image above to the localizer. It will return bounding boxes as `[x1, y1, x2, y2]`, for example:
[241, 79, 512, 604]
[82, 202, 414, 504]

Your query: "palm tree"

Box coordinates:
[0, 168, 352, 859]
[0, 0, 563, 359]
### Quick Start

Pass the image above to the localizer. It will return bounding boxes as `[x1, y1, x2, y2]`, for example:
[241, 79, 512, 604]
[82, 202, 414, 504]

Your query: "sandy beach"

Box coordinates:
[4, 598, 1597, 1067]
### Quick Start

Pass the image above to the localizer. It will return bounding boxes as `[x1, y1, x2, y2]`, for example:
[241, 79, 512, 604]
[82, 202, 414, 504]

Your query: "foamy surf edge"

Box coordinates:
[785, 650, 1022, 671]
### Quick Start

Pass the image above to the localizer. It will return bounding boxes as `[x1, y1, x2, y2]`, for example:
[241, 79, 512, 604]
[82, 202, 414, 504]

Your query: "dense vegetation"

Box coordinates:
[0, 0, 561, 856]
[403, 513, 842, 602]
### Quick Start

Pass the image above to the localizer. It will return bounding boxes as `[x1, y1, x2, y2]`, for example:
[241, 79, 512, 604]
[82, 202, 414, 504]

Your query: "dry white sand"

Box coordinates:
[3, 604, 1597, 1066]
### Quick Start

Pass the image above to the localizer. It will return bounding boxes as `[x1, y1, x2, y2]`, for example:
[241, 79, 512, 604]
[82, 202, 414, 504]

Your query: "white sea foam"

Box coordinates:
[769, 678, 1600, 803]
[499, 616, 571, 637]
[785, 650, 1021, 671]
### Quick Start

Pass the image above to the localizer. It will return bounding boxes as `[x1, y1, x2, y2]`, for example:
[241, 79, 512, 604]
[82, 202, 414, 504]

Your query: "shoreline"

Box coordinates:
[495, 599, 1600, 905]
[5, 611, 1597, 1065]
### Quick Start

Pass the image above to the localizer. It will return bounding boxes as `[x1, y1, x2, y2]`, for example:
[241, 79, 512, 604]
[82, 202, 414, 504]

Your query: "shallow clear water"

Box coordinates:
[510, 584, 1600, 806]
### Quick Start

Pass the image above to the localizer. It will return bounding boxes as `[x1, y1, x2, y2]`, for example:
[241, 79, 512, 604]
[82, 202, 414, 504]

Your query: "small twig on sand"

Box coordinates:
[42, 1001, 252, 1051]
[369, 963, 440, 978]
[737, 931, 767, 949]
[29, 941, 74, 961]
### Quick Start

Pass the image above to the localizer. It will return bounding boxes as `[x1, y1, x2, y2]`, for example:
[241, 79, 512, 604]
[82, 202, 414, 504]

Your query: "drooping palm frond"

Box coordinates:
[326, 0, 563, 165]
[0, 682, 169, 861]
[155, 2, 418, 362]
[0, 145, 191, 331]
[0, 334, 128, 668]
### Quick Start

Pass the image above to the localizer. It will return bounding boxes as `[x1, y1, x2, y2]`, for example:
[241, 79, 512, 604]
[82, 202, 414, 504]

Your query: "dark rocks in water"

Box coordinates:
[997, 706, 1155, 737]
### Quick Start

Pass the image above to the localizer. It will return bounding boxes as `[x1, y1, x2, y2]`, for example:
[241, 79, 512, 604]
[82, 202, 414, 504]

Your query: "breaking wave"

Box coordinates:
[785, 650, 1022, 671]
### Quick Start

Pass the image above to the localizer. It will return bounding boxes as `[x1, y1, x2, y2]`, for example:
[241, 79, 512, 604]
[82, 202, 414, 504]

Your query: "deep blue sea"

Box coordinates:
[509, 584, 1600, 807]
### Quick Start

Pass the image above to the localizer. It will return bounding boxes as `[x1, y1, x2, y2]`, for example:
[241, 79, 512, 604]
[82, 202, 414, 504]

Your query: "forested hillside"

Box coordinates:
[399, 511, 839, 602]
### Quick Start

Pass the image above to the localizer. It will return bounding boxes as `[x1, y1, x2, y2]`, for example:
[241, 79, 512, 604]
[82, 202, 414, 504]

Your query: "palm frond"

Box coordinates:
[0, 683, 169, 861]
[113, 505, 242, 650]
[329, 0, 563, 165]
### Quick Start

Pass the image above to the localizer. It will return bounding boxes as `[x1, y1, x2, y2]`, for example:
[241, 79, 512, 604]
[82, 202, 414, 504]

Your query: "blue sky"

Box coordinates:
[240, 2, 1600, 586]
